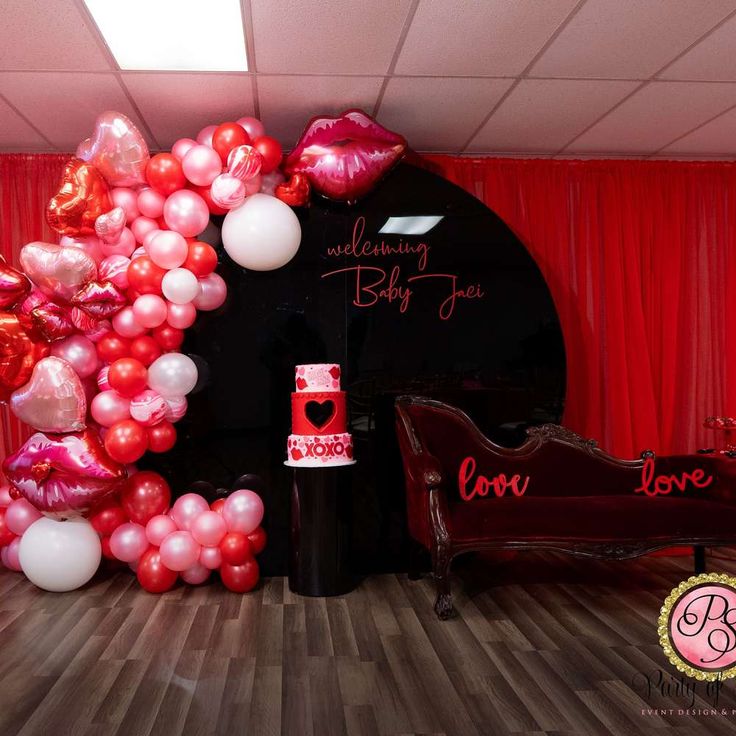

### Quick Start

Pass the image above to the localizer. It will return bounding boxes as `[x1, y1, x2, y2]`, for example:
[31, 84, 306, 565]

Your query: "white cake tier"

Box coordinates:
[294, 363, 341, 393]
[286, 432, 354, 466]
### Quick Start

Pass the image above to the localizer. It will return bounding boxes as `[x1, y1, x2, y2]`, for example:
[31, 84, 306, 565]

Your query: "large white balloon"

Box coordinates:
[222, 193, 301, 271]
[148, 353, 198, 398]
[19, 518, 101, 592]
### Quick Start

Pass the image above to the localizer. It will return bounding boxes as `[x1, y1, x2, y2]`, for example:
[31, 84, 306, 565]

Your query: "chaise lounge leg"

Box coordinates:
[432, 544, 455, 620]
[694, 545, 706, 574]
[408, 540, 423, 581]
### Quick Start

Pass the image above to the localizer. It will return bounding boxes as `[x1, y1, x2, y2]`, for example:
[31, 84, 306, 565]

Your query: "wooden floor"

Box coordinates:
[2, 552, 736, 736]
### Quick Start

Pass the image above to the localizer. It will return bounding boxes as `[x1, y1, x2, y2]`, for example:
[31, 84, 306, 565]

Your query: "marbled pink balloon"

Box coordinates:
[227, 145, 262, 182]
[97, 365, 111, 391]
[164, 395, 187, 423]
[70, 308, 111, 342]
[99, 255, 131, 289]
[210, 173, 245, 210]
[129, 389, 167, 426]
[20, 242, 97, 302]
[94, 206, 126, 244]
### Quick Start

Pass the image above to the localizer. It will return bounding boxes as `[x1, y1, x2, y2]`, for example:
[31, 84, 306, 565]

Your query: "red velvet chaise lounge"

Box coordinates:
[395, 396, 736, 619]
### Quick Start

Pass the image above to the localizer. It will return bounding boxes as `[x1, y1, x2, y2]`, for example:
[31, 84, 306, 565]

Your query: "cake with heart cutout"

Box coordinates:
[286, 363, 354, 467]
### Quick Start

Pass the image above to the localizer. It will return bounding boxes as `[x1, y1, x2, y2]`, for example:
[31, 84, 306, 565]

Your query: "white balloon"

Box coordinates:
[148, 353, 198, 398]
[162, 268, 201, 304]
[222, 193, 301, 271]
[19, 518, 101, 592]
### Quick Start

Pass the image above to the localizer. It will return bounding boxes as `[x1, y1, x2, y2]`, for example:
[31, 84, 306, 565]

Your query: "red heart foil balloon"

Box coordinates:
[10, 356, 86, 433]
[2, 428, 127, 516]
[0, 311, 50, 401]
[76, 111, 150, 188]
[30, 303, 75, 341]
[284, 108, 406, 203]
[94, 206, 126, 244]
[20, 242, 97, 302]
[275, 173, 311, 207]
[46, 158, 113, 237]
[71, 280, 126, 319]
[0, 255, 31, 309]
[227, 145, 263, 182]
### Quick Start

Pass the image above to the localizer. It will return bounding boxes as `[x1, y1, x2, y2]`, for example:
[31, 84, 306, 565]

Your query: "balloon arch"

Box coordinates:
[0, 109, 406, 593]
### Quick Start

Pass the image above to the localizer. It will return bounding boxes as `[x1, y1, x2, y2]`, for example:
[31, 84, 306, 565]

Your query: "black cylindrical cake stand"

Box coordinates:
[288, 463, 356, 596]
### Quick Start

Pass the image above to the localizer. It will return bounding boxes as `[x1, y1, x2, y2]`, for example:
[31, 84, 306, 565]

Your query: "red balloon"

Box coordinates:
[120, 470, 171, 524]
[146, 153, 186, 196]
[220, 559, 259, 593]
[127, 257, 166, 296]
[8, 486, 20, 500]
[89, 496, 128, 535]
[183, 241, 218, 277]
[97, 333, 132, 363]
[137, 547, 178, 593]
[130, 335, 162, 367]
[100, 535, 117, 560]
[252, 136, 282, 174]
[146, 421, 176, 453]
[220, 531, 252, 566]
[188, 184, 228, 216]
[152, 324, 184, 351]
[105, 419, 148, 464]
[247, 526, 267, 555]
[0, 508, 16, 547]
[212, 122, 250, 164]
[211, 498, 226, 514]
[108, 357, 148, 398]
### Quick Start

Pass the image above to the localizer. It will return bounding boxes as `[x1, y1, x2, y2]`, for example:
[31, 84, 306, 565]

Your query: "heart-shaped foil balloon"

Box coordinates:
[227, 145, 263, 182]
[2, 428, 126, 516]
[46, 158, 113, 237]
[0, 311, 50, 401]
[275, 173, 311, 207]
[0, 255, 31, 309]
[210, 173, 246, 210]
[71, 280, 126, 318]
[77, 111, 150, 188]
[10, 356, 86, 433]
[20, 242, 97, 302]
[30, 303, 75, 341]
[94, 206, 126, 244]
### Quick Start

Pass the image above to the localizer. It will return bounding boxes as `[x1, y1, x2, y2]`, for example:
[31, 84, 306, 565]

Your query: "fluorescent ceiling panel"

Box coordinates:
[378, 216, 443, 236]
[84, 0, 247, 71]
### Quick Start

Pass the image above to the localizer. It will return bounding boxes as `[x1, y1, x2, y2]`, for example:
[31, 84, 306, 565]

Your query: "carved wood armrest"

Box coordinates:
[414, 452, 443, 491]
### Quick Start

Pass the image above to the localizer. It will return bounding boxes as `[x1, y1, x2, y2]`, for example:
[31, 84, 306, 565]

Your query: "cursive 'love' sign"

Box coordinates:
[458, 456, 529, 501]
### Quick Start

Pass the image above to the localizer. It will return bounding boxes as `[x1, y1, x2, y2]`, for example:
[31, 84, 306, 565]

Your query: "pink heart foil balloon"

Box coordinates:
[29, 303, 75, 341]
[77, 111, 150, 188]
[10, 356, 86, 433]
[95, 206, 126, 244]
[227, 145, 263, 182]
[210, 173, 246, 210]
[20, 242, 97, 302]
[71, 280, 127, 318]
[0, 255, 31, 309]
[2, 428, 127, 516]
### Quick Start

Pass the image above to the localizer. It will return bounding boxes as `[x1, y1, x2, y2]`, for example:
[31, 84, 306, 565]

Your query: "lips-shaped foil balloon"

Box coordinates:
[20, 242, 97, 302]
[76, 111, 150, 188]
[46, 158, 113, 237]
[0, 311, 50, 401]
[94, 206, 126, 244]
[284, 108, 406, 203]
[0, 255, 31, 309]
[3, 429, 127, 516]
[30, 302, 75, 341]
[71, 280, 126, 319]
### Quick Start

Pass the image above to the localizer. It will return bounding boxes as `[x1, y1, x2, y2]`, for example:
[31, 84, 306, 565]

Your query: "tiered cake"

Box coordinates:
[286, 364, 354, 467]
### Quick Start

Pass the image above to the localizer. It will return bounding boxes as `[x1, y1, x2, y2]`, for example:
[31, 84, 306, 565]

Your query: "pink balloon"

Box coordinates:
[100, 227, 136, 258]
[236, 116, 265, 140]
[111, 187, 141, 222]
[181, 562, 210, 585]
[110, 522, 149, 562]
[60, 234, 104, 264]
[50, 334, 98, 378]
[172, 137, 198, 161]
[5, 498, 42, 536]
[97, 365, 110, 391]
[0, 485, 13, 508]
[159, 530, 200, 571]
[112, 306, 146, 338]
[130, 216, 159, 245]
[20, 242, 97, 302]
[182, 145, 222, 187]
[171, 493, 210, 531]
[133, 294, 167, 328]
[146, 514, 178, 546]
[161, 268, 200, 304]
[167, 301, 196, 329]
[129, 389, 167, 426]
[196, 125, 217, 148]
[199, 545, 222, 570]
[210, 173, 245, 210]
[137, 188, 166, 219]
[192, 272, 227, 311]
[260, 170, 285, 196]
[94, 206, 126, 245]
[148, 231, 188, 270]
[99, 255, 131, 289]
[163, 190, 210, 238]
[164, 395, 187, 423]
[142, 229, 162, 251]
[244, 174, 262, 196]
[4, 537, 22, 572]
[222, 489, 264, 535]
[191, 510, 227, 547]
[91, 390, 131, 427]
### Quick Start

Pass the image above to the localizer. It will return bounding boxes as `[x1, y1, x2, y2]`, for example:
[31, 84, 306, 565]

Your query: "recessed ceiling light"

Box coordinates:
[84, 0, 248, 72]
[378, 216, 444, 236]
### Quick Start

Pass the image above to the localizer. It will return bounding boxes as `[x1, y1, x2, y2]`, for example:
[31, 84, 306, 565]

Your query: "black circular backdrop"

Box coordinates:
[139, 162, 566, 574]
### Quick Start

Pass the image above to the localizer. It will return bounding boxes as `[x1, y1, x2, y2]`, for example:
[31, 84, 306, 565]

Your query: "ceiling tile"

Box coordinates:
[257, 75, 383, 147]
[121, 73, 254, 149]
[396, 0, 578, 76]
[0, 97, 50, 150]
[379, 77, 513, 151]
[0, 0, 112, 71]
[660, 14, 736, 81]
[565, 81, 736, 154]
[661, 105, 736, 154]
[531, 0, 736, 79]
[467, 79, 638, 153]
[0, 72, 147, 151]
[251, 0, 413, 74]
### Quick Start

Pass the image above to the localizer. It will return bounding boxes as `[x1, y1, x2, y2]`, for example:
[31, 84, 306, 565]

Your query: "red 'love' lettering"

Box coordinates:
[458, 456, 529, 501]
[634, 456, 713, 497]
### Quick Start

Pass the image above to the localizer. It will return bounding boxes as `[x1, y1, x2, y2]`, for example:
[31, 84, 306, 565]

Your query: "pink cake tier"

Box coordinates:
[286, 433, 354, 467]
[294, 363, 341, 393]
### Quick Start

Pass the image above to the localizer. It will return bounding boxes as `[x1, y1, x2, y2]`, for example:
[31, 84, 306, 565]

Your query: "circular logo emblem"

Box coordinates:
[659, 573, 736, 680]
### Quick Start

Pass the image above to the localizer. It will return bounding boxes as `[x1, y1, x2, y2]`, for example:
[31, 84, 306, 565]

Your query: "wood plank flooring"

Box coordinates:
[2, 551, 736, 735]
